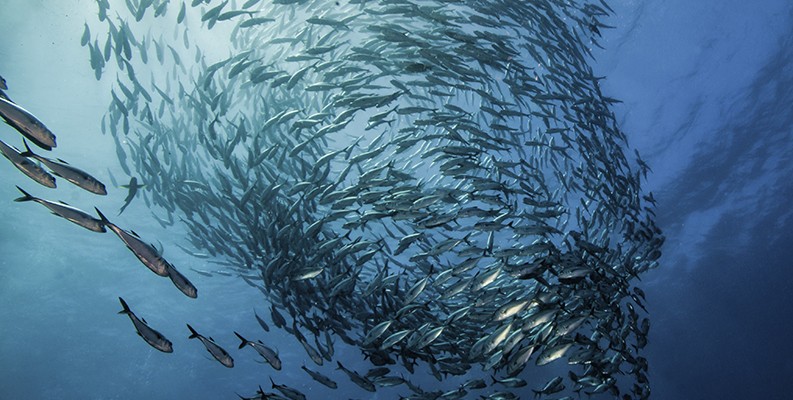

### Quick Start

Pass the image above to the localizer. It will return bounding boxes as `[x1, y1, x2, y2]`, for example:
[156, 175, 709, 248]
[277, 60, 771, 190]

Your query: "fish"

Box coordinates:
[117, 297, 173, 353]
[269, 377, 306, 400]
[0, 96, 56, 150]
[19, 140, 106, 195]
[533, 376, 565, 397]
[0, 139, 56, 188]
[337, 361, 376, 392]
[301, 364, 338, 389]
[118, 176, 144, 215]
[186, 324, 234, 368]
[362, 320, 392, 346]
[536, 342, 574, 366]
[95, 208, 170, 276]
[78, 0, 667, 397]
[253, 310, 270, 332]
[14, 186, 104, 232]
[234, 331, 281, 370]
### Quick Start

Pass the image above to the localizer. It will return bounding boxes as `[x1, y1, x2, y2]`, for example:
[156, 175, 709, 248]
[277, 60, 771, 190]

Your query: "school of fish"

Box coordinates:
[0, 0, 665, 398]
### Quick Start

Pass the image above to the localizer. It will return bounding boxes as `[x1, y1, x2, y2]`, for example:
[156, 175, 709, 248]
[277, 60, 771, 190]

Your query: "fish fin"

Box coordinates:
[336, 361, 344, 370]
[118, 297, 131, 314]
[130, 230, 140, 238]
[13, 186, 35, 202]
[186, 323, 199, 339]
[270, 377, 276, 389]
[142, 318, 147, 323]
[56, 158, 69, 164]
[234, 331, 248, 348]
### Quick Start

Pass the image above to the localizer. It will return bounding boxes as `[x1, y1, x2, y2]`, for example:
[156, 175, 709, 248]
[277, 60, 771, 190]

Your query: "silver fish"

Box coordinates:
[234, 331, 281, 370]
[118, 297, 172, 353]
[95, 208, 170, 276]
[14, 186, 104, 232]
[187, 324, 233, 368]
[301, 364, 338, 389]
[19, 140, 106, 195]
[0, 139, 55, 188]
[0, 96, 56, 150]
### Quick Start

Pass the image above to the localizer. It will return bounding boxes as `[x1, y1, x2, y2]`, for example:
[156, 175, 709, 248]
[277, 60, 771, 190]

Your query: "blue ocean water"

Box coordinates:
[0, 0, 791, 399]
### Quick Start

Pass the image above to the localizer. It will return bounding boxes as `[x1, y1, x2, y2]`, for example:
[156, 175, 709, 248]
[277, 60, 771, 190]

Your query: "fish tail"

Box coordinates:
[186, 323, 199, 339]
[94, 207, 110, 224]
[13, 186, 35, 202]
[18, 139, 35, 158]
[234, 331, 248, 349]
[117, 297, 131, 314]
[118, 201, 130, 216]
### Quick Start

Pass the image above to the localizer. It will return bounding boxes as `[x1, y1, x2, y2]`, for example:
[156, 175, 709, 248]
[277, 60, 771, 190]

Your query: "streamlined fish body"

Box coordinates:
[95, 208, 170, 276]
[0, 96, 56, 150]
[19, 140, 106, 195]
[118, 297, 172, 353]
[0, 139, 56, 188]
[14, 186, 104, 232]
[187, 324, 234, 368]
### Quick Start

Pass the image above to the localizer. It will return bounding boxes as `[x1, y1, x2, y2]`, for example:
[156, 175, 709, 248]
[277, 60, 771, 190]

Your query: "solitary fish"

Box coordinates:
[95, 208, 170, 276]
[118, 176, 144, 215]
[187, 324, 234, 368]
[118, 297, 173, 353]
[20, 140, 106, 195]
[0, 96, 56, 150]
[14, 186, 104, 232]
[0, 139, 56, 188]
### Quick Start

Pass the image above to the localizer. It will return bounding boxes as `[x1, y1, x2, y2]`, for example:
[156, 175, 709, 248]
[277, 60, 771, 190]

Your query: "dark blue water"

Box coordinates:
[1, 1, 792, 399]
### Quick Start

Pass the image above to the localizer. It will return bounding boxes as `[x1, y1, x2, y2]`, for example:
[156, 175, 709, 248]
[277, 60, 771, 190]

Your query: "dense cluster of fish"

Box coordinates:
[12, 0, 671, 398]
